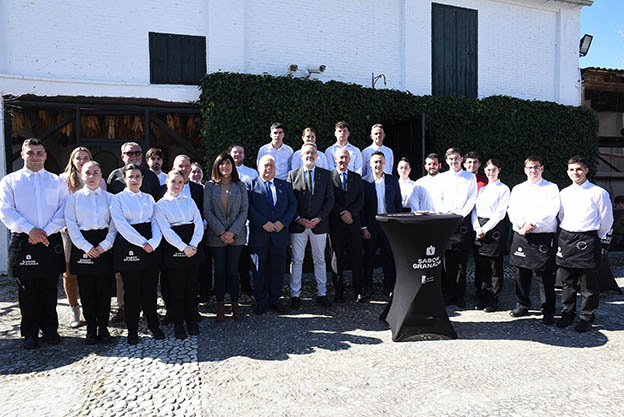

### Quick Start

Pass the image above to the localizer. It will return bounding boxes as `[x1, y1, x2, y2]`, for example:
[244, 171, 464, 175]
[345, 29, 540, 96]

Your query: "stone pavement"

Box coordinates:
[1, 257, 623, 417]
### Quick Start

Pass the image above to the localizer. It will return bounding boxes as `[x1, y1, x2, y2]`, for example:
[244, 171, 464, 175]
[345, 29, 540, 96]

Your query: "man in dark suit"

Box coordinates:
[287, 143, 335, 309]
[361, 151, 402, 295]
[329, 148, 365, 303]
[248, 155, 297, 314]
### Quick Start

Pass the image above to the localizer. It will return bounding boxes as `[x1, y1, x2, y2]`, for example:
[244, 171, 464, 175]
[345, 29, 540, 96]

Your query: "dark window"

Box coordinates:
[149, 32, 206, 85]
[432, 3, 478, 99]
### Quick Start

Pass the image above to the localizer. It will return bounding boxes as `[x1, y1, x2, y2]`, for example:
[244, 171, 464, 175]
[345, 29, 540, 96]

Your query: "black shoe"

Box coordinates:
[187, 322, 200, 336]
[574, 319, 592, 333]
[316, 296, 332, 307]
[86, 330, 97, 345]
[556, 314, 575, 328]
[355, 293, 369, 303]
[542, 312, 555, 325]
[149, 327, 165, 340]
[509, 307, 529, 318]
[111, 309, 125, 323]
[334, 291, 345, 304]
[484, 304, 497, 313]
[474, 299, 488, 310]
[174, 325, 187, 340]
[42, 332, 61, 345]
[23, 335, 39, 350]
[98, 327, 113, 344]
[127, 334, 139, 345]
[455, 295, 466, 308]
[253, 304, 268, 315]
[161, 314, 173, 325]
[290, 297, 301, 310]
[270, 303, 288, 314]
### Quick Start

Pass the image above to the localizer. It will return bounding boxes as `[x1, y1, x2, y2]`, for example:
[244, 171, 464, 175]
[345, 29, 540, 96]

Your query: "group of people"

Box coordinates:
[0, 120, 614, 350]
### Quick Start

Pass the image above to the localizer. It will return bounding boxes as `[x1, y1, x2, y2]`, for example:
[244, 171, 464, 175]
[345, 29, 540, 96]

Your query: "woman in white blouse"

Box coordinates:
[471, 159, 510, 312]
[397, 157, 415, 212]
[64, 161, 116, 344]
[155, 170, 204, 340]
[110, 164, 164, 345]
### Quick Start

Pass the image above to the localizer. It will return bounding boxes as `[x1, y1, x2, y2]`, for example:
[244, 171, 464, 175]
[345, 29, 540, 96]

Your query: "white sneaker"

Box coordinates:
[69, 305, 81, 328]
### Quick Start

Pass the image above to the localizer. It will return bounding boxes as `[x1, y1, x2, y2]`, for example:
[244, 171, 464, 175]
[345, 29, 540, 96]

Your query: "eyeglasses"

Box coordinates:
[123, 151, 142, 156]
[525, 165, 542, 170]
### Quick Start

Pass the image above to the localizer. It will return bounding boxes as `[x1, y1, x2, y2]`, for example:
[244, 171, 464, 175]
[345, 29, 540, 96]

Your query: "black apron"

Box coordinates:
[113, 222, 159, 273]
[474, 216, 509, 257]
[69, 228, 113, 275]
[509, 231, 556, 272]
[447, 215, 474, 251]
[556, 229, 600, 269]
[162, 223, 205, 267]
[8, 232, 64, 278]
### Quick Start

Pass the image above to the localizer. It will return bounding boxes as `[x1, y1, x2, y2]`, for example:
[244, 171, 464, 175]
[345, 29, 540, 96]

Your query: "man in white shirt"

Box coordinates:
[0, 138, 69, 349]
[507, 155, 560, 325]
[438, 148, 477, 308]
[361, 124, 394, 177]
[146, 147, 167, 186]
[256, 123, 294, 181]
[555, 156, 613, 332]
[325, 121, 363, 174]
[291, 127, 328, 170]
[415, 153, 443, 212]
[230, 144, 259, 187]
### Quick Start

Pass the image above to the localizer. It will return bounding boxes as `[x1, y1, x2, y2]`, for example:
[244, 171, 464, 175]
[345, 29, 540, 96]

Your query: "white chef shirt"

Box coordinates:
[507, 178, 559, 234]
[471, 180, 510, 234]
[257, 143, 294, 180]
[409, 184, 433, 213]
[0, 168, 69, 235]
[558, 180, 613, 239]
[398, 178, 416, 208]
[155, 194, 204, 251]
[325, 143, 363, 175]
[438, 170, 477, 217]
[291, 149, 328, 170]
[110, 189, 162, 249]
[361, 144, 394, 177]
[415, 174, 443, 213]
[64, 187, 117, 253]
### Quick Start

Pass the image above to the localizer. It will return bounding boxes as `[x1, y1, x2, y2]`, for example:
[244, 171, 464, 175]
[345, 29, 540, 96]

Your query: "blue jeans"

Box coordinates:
[211, 245, 243, 303]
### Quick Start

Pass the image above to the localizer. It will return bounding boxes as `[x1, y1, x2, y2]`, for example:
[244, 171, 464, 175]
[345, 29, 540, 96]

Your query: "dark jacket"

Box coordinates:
[287, 166, 335, 234]
[329, 169, 364, 229]
[361, 173, 402, 235]
[247, 178, 297, 248]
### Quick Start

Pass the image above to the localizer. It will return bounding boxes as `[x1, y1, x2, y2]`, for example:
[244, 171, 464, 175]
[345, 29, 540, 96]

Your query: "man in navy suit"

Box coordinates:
[361, 151, 402, 296]
[248, 155, 297, 314]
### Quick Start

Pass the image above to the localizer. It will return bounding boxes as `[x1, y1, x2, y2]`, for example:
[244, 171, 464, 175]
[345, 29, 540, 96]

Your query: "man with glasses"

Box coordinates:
[507, 155, 560, 325]
[107, 142, 160, 200]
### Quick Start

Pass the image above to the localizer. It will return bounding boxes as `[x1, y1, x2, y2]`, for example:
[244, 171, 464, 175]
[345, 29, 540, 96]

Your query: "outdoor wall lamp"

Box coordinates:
[286, 64, 298, 77]
[580, 34, 593, 57]
[305, 65, 326, 79]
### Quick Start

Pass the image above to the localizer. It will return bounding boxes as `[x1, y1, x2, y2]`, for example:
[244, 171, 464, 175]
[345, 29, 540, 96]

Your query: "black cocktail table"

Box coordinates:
[377, 213, 463, 341]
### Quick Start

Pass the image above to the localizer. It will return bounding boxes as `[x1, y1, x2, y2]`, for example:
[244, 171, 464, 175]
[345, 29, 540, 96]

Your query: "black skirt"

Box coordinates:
[474, 217, 509, 257]
[509, 231, 556, 272]
[69, 228, 113, 275]
[162, 223, 205, 267]
[447, 215, 474, 251]
[8, 232, 64, 278]
[556, 229, 600, 269]
[113, 222, 160, 273]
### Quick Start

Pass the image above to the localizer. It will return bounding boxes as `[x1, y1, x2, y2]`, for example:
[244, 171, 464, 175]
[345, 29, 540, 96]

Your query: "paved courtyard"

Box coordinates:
[1, 257, 623, 417]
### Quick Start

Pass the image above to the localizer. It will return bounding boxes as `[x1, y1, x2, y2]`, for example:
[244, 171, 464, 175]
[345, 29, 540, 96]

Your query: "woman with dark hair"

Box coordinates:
[471, 159, 510, 312]
[64, 161, 116, 344]
[60, 146, 106, 328]
[110, 164, 164, 344]
[203, 152, 248, 322]
[155, 170, 204, 339]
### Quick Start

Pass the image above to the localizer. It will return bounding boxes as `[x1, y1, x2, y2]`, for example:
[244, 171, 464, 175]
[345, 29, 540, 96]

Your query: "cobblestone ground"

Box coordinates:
[1, 256, 623, 417]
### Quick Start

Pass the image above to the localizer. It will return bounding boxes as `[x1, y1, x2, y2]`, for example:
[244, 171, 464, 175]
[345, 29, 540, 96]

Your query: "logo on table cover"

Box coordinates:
[426, 245, 435, 256]
[514, 247, 526, 257]
[421, 275, 435, 284]
[412, 246, 441, 270]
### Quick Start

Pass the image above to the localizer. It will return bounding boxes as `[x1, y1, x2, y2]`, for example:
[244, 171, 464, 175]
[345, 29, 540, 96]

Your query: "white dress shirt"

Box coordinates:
[291, 149, 328, 170]
[398, 178, 416, 208]
[110, 189, 162, 249]
[507, 178, 560, 234]
[181, 182, 192, 199]
[261, 179, 278, 204]
[64, 187, 117, 253]
[409, 184, 433, 213]
[471, 180, 510, 234]
[155, 194, 204, 251]
[237, 164, 259, 184]
[361, 144, 394, 177]
[256, 143, 294, 180]
[415, 174, 443, 213]
[325, 143, 363, 175]
[438, 169, 477, 217]
[374, 175, 386, 214]
[558, 180, 613, 239]
[157, 172, 167, 186]
[0, 168, 68, 235]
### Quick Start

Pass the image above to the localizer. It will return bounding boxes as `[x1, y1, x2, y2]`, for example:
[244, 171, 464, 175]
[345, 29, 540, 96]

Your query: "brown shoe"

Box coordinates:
[216, 302, 226, 323]
[232, 302, 243, 321]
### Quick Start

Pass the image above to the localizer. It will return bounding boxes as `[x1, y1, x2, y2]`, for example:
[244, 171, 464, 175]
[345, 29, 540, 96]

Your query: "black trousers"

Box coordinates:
[250, 243, 287, 306]
[363, 230, 395, 291]
[77, 272, 113, 332]
[472, 246, 482, 296]
[329, 223, 363, 295]
[515, 267, 555, 314]
[476, 254, 504, 304]
[443, 249, 469, 302]
[16, 275, 59, 338]
[166, 265, 199, 326]
[198, 250, 213, 300]
[558, 266, 600, 321]
[238, 245, 254, 296]
[122, 267, 160, 336]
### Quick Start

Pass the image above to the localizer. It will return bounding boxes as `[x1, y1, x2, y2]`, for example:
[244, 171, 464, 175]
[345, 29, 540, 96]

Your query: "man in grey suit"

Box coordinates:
[287, 143, 335, 309]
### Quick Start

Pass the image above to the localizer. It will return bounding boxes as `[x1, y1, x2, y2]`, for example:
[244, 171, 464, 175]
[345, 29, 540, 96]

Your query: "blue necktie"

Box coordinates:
[342, 172, 347, 191]
[265, 181, 274, 207]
